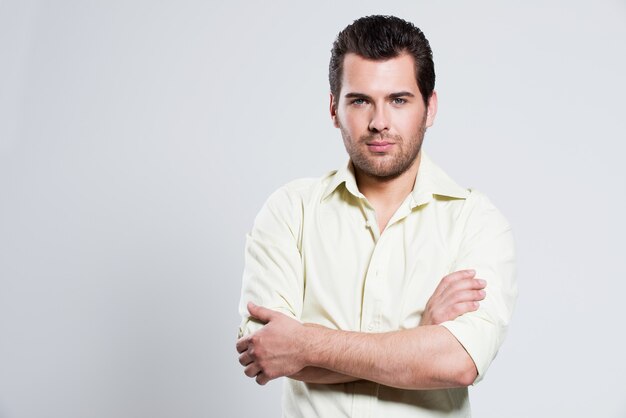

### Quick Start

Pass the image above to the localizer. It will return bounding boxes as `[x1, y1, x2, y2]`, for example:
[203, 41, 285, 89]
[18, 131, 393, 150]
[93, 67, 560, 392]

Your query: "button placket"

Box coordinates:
[361, 241, 379, 332]
[362, 232, 388, 333]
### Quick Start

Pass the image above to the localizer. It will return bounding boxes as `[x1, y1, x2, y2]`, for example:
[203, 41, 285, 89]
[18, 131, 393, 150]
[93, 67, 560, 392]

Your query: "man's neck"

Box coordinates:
[354, 153, 421, 233]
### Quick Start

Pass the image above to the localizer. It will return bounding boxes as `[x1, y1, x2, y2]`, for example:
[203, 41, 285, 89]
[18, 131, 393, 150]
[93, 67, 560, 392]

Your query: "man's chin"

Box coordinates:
[357, 164, 409, 181]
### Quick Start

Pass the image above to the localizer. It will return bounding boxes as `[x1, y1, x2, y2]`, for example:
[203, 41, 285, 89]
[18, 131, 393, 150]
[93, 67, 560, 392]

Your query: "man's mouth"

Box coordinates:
[366, 141, 394, 153]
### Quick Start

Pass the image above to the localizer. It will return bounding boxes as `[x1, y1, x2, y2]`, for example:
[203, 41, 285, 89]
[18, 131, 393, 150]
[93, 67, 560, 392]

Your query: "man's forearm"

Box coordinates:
[289, 367, 360, 384]
[289, 271, 484, 386]
[301, 324, 477, 390]
[237, 302, 478, 388]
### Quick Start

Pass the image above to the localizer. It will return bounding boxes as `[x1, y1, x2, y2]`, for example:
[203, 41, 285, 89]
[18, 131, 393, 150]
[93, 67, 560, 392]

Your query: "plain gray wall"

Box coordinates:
[1, 1, 625, 417]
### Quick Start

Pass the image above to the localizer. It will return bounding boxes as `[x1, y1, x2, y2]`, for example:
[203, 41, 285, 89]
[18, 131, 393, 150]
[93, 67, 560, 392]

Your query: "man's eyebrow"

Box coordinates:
[388, 91, 415, 99]
[343, 91, 416, 99]
[344, 92, 372, 99]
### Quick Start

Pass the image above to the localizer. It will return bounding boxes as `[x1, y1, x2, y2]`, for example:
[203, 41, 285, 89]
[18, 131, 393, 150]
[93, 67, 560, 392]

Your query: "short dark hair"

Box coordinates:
[329, 15, 435, 106]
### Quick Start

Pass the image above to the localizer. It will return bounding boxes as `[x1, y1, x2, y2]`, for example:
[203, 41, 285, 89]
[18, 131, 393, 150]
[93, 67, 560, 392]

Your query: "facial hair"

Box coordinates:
[339, 116, 427, 181]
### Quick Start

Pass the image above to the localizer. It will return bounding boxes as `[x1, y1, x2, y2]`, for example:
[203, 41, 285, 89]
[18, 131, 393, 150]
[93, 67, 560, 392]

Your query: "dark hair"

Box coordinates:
[329, 15, 435, 106]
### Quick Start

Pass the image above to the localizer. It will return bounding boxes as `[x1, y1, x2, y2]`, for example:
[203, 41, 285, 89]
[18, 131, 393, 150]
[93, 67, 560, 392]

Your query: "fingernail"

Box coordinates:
[467, 269, 476, 275]
[478, 279, 486, 286]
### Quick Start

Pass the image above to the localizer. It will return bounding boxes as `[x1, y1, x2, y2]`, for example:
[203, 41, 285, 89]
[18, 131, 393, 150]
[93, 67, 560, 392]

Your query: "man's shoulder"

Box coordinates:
[280, 175, 328, 194]
[256, 171, 336, 219]
[424, 155, 508, 225]
[459, 188, 512, 232]
[265, 170, 338, 205]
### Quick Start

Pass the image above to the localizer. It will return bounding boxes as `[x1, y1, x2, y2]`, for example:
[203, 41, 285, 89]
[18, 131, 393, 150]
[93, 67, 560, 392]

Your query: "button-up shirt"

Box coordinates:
[238, 153, 517, 417]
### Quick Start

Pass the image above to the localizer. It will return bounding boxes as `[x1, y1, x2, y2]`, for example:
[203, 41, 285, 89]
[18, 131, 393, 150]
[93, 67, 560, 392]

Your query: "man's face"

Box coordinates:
[331, 53, 437, 180]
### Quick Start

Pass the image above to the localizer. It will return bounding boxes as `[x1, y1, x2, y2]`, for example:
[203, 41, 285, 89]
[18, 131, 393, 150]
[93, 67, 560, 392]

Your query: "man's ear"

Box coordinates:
[425, 90, 438, 128]
[329, 93, 340, 128]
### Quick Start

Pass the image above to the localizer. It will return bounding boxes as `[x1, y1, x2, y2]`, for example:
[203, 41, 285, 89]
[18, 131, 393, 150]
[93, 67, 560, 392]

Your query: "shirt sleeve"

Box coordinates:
[440, 190, 517, 384]
[238, 185, 305, 338]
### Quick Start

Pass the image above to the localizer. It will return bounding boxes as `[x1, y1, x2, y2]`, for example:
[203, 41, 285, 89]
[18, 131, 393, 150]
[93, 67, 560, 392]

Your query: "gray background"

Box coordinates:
[1, 1, 625, 417]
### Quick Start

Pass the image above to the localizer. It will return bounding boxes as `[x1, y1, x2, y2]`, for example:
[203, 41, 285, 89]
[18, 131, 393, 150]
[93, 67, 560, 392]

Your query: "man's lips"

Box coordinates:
[366, 141, 394, 153]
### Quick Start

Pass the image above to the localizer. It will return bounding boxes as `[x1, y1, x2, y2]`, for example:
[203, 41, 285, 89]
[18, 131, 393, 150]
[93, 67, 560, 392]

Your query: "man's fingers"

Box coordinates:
[453, 301, 481, 316]
[435, 270, 476, 295]
[245, 362, 262, 378]
[256, 372, 270, 385]
[440, 277, 486, 297]
[239, 350, 253, 366]
[450, 289, 486, 304]
[422, 272, 487, 325]
[444, 269, 476, 283]
[236, 336, 250, 354]
[247, 301, 274, 323]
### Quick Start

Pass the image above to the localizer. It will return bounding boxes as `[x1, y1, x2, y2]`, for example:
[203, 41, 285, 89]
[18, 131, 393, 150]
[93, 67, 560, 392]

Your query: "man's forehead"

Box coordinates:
[340, 52, 419, 95]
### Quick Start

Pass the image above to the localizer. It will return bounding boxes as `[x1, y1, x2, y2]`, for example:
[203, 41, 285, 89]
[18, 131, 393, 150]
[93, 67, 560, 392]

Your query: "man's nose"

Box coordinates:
[368, 105, 390, 133]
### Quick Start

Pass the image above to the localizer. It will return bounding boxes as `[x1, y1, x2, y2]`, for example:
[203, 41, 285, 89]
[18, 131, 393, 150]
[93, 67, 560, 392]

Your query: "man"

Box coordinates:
[236, 15, 517, 417]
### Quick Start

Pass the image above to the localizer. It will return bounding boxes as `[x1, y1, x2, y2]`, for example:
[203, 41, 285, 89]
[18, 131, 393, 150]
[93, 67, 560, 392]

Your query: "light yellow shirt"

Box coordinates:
[238, 153, 517, 418]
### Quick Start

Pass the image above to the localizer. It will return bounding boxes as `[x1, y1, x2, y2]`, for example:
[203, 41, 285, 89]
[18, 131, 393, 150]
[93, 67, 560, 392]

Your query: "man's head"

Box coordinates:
[329, 15, 435, 107]
[328, 16, 438, 181]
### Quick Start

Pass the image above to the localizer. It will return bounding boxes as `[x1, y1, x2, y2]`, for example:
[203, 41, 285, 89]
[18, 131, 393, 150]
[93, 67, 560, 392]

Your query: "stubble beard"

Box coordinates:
[340, 122, 426, 182]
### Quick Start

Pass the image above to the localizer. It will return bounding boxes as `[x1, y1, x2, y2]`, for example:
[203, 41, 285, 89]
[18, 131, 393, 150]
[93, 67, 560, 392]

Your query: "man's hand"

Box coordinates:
[420, 269, 486, 326]
[236, 302, 309, 385]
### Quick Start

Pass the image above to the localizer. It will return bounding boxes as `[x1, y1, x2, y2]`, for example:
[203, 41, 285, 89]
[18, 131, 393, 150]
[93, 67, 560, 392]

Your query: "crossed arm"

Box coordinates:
[236, 269, 486, 389]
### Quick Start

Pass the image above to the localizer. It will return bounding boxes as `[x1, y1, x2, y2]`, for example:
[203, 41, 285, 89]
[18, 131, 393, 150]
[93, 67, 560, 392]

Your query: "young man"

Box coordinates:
[236, 15, 517, 417]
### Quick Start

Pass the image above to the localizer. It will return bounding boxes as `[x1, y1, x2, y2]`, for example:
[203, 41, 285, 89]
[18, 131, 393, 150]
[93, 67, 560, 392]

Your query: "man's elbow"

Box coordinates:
[403, 356, 477, 389]
[429, 353, 478, 388]
[454, 356, 478, 387]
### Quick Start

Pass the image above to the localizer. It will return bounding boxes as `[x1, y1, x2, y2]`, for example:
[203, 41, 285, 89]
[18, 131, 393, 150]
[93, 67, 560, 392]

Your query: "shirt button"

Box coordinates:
[367, 324, 374, 331]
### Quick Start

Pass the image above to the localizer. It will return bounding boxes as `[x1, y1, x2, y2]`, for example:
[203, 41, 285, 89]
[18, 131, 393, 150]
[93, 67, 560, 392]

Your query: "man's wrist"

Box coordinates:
[301, 323, 324, 367]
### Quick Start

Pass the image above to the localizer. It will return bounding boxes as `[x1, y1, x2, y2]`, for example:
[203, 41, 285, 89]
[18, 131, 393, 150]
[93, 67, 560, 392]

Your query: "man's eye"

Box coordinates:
[351, 98, 367, 105]
[392, 98, 407, 105]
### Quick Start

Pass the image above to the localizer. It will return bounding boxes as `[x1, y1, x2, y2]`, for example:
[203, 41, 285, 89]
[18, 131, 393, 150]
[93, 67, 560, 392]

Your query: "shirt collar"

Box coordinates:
[322, 159, 364, 200]
[322, 152, 469, 205]
[410, 152, 469, 207]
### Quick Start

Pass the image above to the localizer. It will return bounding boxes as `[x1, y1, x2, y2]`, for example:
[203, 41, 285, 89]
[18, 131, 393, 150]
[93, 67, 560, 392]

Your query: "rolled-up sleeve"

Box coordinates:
[440, 191, 517, 383]
[238, 186, 305, 338]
